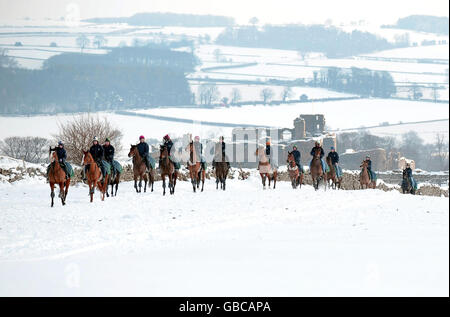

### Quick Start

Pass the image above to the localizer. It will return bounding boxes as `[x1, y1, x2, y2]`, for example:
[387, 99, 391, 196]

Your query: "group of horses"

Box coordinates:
[47, 143, 382, 207]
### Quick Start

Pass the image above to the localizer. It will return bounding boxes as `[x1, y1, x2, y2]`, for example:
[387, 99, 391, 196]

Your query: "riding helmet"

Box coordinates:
[58, 140, 64, 146]
[93, 136, 99, 142]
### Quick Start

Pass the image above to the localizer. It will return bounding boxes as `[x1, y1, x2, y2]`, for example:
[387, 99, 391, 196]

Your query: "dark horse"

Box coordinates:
[214, 146, 229, 191]
[287, 151, 303, 189]
[160, 144, 177, 195]
[310, 148, 327, 191]
[106, 163, 121, 197]
[401, 170, 416, 195]
[48, 150, 70, 207]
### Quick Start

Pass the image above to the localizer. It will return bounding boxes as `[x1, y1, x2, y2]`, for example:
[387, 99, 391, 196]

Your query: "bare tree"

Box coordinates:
[434, 133, 449, 170]
[249, 17, 259, 27]
[0, 48, 18, 68]
[198, 83, 220, 106]
[76, 34, 90, 52]
[230, 88, 242, 104]
[53, 115, 123, 164]
[281, 86, 293, 102]
[0, 136, 51, 163]
[92, 35, 107, 49]
[260, 88, 274, 104]
[431, 84, 440, 102]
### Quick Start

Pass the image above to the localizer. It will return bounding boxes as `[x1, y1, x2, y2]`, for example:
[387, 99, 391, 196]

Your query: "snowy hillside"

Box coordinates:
[0, 176, 448, 296]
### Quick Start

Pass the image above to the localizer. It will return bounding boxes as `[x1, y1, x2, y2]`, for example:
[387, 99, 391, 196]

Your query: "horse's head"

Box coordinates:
[326, 156, 331, 164]
[51, 150, 58, 162]
[160, 144, 168, 158]
[313, 147, 321, 159]
[360, 160, 368, 169]
[81, 150, 92, 165]
[128, 144, 137, 158]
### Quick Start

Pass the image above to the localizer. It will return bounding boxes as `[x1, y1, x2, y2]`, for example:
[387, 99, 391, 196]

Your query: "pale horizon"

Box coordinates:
[0, 0, 449, 26]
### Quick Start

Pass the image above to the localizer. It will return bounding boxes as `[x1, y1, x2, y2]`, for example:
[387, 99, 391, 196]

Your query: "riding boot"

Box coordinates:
[83, 166, 88, 181]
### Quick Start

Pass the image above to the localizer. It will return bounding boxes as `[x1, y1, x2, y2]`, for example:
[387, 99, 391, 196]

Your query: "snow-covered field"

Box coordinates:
[134, 98, 449, 143]
[0, 175, 448, 296]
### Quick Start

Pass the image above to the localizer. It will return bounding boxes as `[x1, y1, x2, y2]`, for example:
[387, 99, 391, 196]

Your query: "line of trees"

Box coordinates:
[0, 46, 196, 114]
[0, 136, 51, 163]
[216, 24, 394, 58]
[311, 67, 396, 97]
[382, 15, 449, 35]
[84, 12, 235, 27]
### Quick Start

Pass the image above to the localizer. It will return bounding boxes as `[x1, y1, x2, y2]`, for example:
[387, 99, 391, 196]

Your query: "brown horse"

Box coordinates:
[256, 146, 277, 189]
[187, 141, 205, 192]
[287, 151, 303, 189]
[310, 148, 327, 191]
[82, 151, 109, 202]
[214, 149, 229, 191]
[326, 156, 341, 190]
[128, 145, 154, 193]
[160, 144, 177, 195]
[106, 163, 120, 197]
[48, 150, 70, 207]
[360, 160, 376, 189]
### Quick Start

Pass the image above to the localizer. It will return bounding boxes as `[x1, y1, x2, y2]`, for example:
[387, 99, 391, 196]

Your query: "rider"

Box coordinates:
[365, 155, 374, 180]
[137, 135, 151, 170]
[291, 145, 302, 170]
[89, 136, 105, 176]
[327, 146, 342, 178]
[49, 141, 69, 178]
[213, 136, 230, 169]
[309, 140, 328, 173]
[161, 134, 180, 170]
[103, 137, 115, 177]
[193, 136, 207, 171]
[404, 163, 417, 190]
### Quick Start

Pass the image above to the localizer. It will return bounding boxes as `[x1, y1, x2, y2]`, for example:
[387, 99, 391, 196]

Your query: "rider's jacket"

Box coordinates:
[51, 147, 66, 163]
[310, 146, 324, 158]
[327, 151, 339, 164]
[137, 142, 149, 158]
[89, 144, 104, 162]
[103, 144, 115, 162]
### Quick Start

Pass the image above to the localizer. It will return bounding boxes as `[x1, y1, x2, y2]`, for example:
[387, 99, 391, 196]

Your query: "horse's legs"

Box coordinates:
[261, 174, 266, 189]
[58, 182, 65, 205]
[89, 182, 95, 202]
[273, 172, 277, 189]
[172, 173, 177, 194]
[216, 177, 219, 190]
[162, 175, 166, 196]
[149, 171, 154, 192]
[201, 170, 205, 192]
[223, 178, 226, 191]
[143, 174, 148, 193]
[50, 182, 55, 207]
[134, 175, 139, 193]
[64, 179, 70, 200]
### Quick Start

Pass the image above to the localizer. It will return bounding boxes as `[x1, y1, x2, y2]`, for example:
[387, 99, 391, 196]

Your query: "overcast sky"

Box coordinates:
[0, 0, 448, 25]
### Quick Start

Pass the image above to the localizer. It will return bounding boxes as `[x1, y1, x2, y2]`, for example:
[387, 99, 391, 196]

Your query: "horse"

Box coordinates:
[187, 141, 205, 192]
[326, 156, 341, 190]
[256, 146, 277, 190]
[401, 170, 416, 195]
[128, 145, 154, 193]
[82, 151, 109, 202]
[48, 150, 70, 207]
[160, 144, 177, 195]
[360, 160, 376, 189]
[287, 151, 303, 189]
[214, 152, 229, 191]
[106, 162, 120, 197]
[310, 148, 327, 191]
